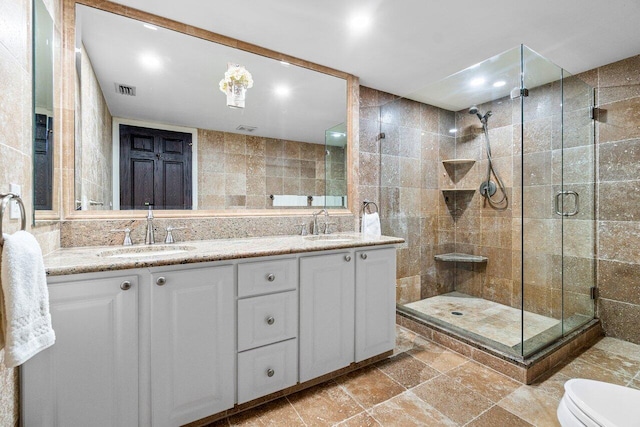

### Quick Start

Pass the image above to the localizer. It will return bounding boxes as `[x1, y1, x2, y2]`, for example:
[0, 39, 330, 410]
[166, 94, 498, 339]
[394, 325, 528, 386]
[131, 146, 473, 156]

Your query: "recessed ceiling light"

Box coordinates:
[470, 77, 485, 86]
[274, 85, 290, 97]
[493, 80, 506, 87]
[143, 23, 158, 31]
[449, 128, 457, 133]
[348, 12, 372, 35]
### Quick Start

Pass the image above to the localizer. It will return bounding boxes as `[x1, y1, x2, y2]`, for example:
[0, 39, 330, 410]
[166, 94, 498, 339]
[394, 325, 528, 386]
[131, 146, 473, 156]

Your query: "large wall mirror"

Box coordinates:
[33, 0, 55, 216]
[71, 3, 350, 213]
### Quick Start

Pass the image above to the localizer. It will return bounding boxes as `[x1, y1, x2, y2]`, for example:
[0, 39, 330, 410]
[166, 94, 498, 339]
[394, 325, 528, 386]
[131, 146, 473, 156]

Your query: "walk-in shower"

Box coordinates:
[379, 45, 596, 359]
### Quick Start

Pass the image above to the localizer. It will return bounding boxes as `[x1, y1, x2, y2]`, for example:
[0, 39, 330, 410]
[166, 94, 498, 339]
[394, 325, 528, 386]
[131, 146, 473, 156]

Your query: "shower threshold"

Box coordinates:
[397, 292, 602, 383]
[404, 292, 559, 350]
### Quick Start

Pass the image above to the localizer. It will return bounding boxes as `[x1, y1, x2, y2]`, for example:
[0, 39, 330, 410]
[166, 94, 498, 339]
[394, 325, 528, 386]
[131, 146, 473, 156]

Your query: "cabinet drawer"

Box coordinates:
[238, 258, 297, 297]
[237, 339, 297, 404]
[238, 291, 297, 351]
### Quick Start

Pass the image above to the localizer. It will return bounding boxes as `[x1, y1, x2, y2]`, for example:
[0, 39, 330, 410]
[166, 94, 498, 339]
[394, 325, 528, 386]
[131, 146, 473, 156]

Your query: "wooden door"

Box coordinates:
[299, 252, 355, 382]
[119, 124, 192, 210]
[34, 113, 53, 210]
[150, 265, 235, 426]
[22, 273, 139, 426]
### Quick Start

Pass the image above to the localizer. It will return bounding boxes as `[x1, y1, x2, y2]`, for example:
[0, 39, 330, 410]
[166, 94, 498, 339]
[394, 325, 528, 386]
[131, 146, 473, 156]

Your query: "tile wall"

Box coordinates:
[590, 55, 640, 344]
[0, 0, 60, 423]
[358, 87, 455, 305]
[197, 130, 342, 210]
[77, 43, 112, 210]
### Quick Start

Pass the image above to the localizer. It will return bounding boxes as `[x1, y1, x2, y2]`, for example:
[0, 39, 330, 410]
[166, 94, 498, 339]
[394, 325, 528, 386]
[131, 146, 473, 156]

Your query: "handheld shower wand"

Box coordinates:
[469, 106, 492, 125]
[468, 106, 507, 209]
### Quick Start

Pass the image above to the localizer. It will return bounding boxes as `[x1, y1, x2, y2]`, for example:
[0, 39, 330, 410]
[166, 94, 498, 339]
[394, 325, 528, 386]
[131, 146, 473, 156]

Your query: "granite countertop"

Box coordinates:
[44, 233, 404, 276]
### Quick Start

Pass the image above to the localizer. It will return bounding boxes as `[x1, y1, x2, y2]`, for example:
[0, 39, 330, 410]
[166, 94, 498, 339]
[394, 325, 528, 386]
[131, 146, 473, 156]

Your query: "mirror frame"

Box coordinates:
[60, 0, 360, 220]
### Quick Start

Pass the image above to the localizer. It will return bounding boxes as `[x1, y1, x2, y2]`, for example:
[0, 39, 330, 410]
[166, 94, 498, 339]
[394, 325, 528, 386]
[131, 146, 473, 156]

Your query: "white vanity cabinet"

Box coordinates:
[24, 241, 398, 426]
[21, 272, 140, 427]
[236, 258, 298, 404]
[298, 247, 397, 382]
[299, 251, 356, 382]
[355, 247, 397, 362]
[150, 264, 235, 426]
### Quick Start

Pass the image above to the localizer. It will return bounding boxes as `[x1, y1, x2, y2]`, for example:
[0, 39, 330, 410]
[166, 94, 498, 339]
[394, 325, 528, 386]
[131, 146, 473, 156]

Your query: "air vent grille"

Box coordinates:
[236, 125, 258, 132]
[114, 83, 136, 96]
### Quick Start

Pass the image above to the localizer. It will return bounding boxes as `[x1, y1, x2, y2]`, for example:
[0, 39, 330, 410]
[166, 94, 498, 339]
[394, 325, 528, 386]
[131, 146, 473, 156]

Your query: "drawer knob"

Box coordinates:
[266, 368, 275, 377]
[361, 253, 368, 260]
[267, 273, 276, 282]
[120, 280, 131, 291]
[156, 277, 166, 286]
[344, 255, 351, 262]
[266, 316, 275, 325]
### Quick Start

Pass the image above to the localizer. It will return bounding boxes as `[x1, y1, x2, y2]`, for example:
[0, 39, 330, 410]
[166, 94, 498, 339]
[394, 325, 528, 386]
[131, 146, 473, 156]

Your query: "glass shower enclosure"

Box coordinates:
[388, 45, 595, 358]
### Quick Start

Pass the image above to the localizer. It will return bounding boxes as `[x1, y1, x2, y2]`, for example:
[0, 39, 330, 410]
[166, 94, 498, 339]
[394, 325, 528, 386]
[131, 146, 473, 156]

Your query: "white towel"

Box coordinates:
[272, 195, 308, 207]
[362, 212, 381, 238]
[0, 231, 55, 368]
[311, 196, 325, 207]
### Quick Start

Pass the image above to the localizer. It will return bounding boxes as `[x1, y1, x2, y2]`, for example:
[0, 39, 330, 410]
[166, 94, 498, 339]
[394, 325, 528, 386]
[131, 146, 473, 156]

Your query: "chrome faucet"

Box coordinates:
[312, 209, 328, 235]
[145, 203, 155, 244]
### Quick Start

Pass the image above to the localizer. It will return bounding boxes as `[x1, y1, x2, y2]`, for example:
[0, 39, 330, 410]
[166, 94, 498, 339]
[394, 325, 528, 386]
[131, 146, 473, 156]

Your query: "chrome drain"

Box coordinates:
[451, 311, 463, 316]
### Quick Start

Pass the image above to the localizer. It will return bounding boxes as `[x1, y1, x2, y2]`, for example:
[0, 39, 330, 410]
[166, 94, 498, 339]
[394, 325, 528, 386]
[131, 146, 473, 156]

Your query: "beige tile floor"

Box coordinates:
[404, 292, 560, 348]
[209, 326, 640, 427]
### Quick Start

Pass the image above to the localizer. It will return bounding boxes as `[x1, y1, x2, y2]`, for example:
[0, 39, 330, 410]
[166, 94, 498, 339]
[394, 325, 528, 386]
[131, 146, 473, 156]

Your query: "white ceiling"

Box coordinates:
[109, 0, 640, 104]
[76, 5, 347, 145]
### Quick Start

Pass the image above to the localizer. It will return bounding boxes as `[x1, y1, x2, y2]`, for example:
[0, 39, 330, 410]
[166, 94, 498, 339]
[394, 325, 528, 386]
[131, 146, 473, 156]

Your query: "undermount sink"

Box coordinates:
[304, 234, 361, 242]
[97, 245, 196, 258]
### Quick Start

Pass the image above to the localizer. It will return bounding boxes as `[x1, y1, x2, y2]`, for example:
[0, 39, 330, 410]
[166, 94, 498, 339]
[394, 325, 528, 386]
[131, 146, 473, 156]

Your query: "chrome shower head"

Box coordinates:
[469, 106, 483, 122]
[469, 106, 492, 124]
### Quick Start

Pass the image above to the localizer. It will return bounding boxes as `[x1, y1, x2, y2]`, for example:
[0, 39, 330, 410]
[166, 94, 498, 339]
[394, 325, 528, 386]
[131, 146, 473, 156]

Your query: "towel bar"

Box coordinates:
[0, 192, 27, 246]
[362, 200, 379, 215]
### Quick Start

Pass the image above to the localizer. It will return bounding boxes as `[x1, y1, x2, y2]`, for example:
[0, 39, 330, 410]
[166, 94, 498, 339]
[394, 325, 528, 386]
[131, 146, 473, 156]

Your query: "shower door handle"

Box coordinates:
[554, 191, 579, 216]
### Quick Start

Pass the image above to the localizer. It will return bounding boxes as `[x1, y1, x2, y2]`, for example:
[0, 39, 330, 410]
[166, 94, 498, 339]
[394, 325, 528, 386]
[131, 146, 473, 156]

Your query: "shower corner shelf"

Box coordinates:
[442, 159, 476, 165]
[434, 253, 488, 263]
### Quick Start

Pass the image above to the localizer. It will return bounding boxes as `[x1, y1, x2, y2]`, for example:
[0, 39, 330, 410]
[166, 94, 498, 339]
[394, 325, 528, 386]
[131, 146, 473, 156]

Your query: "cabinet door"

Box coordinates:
[21, 274, 139, 427]
[299, 252, 355, 382]
[151, 265, 234, 426]
[355, 247, 396, 362]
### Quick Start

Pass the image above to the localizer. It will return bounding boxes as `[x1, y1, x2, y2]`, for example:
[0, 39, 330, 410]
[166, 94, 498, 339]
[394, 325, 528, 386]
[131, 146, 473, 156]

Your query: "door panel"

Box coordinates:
[120, 124, 192, 209]
[299, 252, 355, 382]
[34, 113, 53, 210]
[151, 265, 235, 426]
[22, 274, 139, 426]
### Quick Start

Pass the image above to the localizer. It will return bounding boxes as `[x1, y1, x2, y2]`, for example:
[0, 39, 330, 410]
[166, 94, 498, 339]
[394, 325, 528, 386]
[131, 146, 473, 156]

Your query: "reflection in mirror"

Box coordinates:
[33, 0, 54, 211]
[324, 123, 347, 207]
[74, 5, 348, 211]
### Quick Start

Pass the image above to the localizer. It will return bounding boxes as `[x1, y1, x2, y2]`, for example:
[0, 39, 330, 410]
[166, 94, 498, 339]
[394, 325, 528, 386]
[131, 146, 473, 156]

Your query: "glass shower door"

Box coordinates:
[557, 70, 596, 335]
[521, 46, 595, 357]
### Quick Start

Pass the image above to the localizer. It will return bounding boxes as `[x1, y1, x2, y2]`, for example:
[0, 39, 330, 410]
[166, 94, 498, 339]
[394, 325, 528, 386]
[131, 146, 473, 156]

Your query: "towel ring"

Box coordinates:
[362, 200, 379, 215]
[0, 193, 27, 246]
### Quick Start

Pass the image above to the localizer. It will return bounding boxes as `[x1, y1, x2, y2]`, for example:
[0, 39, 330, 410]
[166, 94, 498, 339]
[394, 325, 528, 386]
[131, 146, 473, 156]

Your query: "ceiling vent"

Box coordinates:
[114, 83, 136, 96]
[236, 125, 258, 132]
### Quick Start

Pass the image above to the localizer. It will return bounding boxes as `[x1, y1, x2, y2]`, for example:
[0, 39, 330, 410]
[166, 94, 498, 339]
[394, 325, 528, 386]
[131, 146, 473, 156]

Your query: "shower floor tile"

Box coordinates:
[404, 292, 560, 348]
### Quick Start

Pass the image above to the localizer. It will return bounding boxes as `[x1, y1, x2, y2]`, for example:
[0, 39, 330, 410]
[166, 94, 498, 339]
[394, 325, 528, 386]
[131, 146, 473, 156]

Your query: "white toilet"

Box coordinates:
[557, 378, 640, 426]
